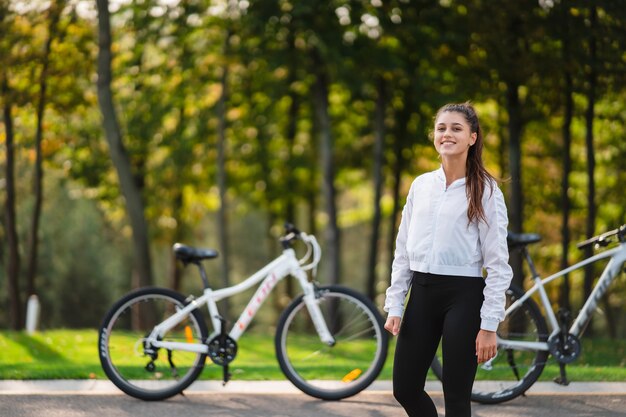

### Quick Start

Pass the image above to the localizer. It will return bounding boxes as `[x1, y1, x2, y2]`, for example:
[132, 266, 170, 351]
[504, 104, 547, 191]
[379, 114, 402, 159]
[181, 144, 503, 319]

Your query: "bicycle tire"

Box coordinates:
[275, 285, 389, 400]
[99, 287, 208, 400]
[430, 284, 549, 404]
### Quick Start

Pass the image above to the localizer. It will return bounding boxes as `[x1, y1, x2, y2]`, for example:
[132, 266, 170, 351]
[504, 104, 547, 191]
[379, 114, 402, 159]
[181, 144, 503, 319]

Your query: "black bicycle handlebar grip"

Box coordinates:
[284, 222, 301, 236]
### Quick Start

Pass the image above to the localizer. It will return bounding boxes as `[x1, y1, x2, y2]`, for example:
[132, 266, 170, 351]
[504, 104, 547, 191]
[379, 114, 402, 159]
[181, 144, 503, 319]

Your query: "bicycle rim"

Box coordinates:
[99, 288, 207, 400]
[471, 285, 549, 403]
[276, 285, 388, 400]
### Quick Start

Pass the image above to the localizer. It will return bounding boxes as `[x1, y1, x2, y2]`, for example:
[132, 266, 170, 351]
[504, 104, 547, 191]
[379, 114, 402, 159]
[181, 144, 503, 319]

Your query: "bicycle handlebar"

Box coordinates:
[279, 223, 321, 272]
[279, 222, 301, 248]
[298, 232, 321, 271]
[284, 222, 301, 235]
[576, 224, 626, 250]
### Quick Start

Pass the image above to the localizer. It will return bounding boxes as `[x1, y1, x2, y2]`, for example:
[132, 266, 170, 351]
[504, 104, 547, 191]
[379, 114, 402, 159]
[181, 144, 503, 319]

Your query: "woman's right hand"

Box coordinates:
[384, 316, 402, 336]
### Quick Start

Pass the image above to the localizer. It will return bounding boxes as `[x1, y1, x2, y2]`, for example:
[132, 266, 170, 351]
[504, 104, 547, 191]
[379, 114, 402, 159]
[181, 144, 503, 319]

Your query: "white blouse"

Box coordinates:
[384, 166, 513, 331]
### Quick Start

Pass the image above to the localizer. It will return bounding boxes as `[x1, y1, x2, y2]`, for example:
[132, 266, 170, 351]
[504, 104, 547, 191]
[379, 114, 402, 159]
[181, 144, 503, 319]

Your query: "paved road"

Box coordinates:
[1, 391, 625, 417]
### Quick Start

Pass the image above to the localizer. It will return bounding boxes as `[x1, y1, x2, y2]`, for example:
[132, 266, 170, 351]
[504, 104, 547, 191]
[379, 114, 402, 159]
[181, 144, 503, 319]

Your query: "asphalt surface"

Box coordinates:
[1, 391, 626, 417]
[1, 381, 625, 417]
[0, 380, 626, 417]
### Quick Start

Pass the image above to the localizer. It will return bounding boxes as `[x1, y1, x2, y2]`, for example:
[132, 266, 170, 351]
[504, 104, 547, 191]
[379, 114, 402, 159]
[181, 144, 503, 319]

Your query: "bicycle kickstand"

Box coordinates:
[554, 309, 571, 386]
[218, 315, 231, 386]
[555, 363, 570, 386]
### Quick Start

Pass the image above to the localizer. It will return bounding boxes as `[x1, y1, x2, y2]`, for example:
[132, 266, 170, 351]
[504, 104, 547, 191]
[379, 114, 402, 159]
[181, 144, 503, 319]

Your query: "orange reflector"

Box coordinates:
[184, 326, 194, 343]
[341, 368, 362, 383]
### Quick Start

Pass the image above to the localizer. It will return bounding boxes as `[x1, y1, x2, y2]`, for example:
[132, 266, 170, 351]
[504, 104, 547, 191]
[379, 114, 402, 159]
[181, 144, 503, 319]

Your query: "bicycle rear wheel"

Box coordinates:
[275, 285, 389, 400]
[98, 287, 208, 400]
[430, 284, 549, 404]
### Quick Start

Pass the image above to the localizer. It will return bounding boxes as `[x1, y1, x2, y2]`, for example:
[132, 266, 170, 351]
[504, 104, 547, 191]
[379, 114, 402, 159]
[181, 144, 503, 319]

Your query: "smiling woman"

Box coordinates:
[383, 102, 513, 417]
[434, 114, 476, 162]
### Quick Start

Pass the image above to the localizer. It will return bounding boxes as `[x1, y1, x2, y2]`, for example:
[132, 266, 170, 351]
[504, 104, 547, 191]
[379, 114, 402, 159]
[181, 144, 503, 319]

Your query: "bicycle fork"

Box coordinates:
[298, 277, 336, 346]
[304, 293, 336, 346]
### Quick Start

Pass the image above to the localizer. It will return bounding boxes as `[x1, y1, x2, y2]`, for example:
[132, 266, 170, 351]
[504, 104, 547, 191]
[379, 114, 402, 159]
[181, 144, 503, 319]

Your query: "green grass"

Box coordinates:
[0, 330, 625, 381]
[0, 329, 395, 381]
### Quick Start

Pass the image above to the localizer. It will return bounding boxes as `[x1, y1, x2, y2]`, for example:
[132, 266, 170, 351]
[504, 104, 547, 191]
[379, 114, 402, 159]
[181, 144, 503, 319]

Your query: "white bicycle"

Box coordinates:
[98, 224, 388, 401]
[430, 224, 626, 403]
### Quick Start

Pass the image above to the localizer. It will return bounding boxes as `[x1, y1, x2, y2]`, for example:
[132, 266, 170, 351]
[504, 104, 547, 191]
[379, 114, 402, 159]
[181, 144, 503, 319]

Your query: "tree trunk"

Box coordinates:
[387, 93, 412, 278]
[2, 77, 23, 330]
[306, 110, 318, 239]
[311, 49, 340, 286]
[506, 81, 525, 289]
[496, 104, 508, 179]
[216, 31, 231, 317]
[285, 29, 299, 228]
[169, 192, 184, 292]
[283, 45, 299, 298]
[366, 76, 386, 301]
[559, 14, 574, 310]
[26, 1, 64, 298]
[583, 4, 597, 335]
[96, 0, 153, 292]
[601, 294, 616, 339]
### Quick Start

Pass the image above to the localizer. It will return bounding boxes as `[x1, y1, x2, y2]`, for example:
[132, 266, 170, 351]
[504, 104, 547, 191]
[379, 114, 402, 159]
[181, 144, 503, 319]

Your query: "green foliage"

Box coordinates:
[1, 0, 626, 334]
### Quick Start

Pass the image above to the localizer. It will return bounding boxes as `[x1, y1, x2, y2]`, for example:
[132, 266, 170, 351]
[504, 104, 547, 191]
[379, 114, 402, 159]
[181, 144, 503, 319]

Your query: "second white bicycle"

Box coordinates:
[98, 224, 389, 401]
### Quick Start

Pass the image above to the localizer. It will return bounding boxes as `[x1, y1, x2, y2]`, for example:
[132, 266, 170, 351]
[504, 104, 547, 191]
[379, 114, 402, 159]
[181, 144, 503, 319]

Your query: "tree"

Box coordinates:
[366, 76, 386, 301]
[96, 0, 153, 291]
[311, 46, 341, 286]
[2, 76, 22, 330]
[559, 38, 574, 311]
[1, 1, 22, 329]
[25, 0, 67, 298]
[216, 29, 233, 316]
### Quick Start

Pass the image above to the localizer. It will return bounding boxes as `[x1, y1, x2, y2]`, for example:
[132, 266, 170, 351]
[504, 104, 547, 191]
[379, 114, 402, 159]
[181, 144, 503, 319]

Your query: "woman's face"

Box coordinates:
[433, 111, 477, 159]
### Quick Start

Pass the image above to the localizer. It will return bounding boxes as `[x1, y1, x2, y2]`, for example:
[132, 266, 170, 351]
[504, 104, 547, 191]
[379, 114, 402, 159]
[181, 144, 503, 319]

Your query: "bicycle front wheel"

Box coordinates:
[98, 287, 208, 400]
[430, 284, 549, 404]
[275, 285, 389, 400]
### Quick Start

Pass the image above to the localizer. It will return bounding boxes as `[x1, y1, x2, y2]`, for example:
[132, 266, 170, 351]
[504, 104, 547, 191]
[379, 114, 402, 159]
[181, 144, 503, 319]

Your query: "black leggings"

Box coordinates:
[392, 272, 485, 417]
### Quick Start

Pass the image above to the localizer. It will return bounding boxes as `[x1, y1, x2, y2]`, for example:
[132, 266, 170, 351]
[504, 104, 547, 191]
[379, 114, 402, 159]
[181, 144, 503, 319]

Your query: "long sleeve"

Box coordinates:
[478, 184, 513, 331]
[384, 181, 415, 318]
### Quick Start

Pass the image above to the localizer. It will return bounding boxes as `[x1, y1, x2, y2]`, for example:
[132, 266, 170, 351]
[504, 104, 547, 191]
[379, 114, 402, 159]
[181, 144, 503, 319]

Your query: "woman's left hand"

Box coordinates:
[475, 329, 497, 363]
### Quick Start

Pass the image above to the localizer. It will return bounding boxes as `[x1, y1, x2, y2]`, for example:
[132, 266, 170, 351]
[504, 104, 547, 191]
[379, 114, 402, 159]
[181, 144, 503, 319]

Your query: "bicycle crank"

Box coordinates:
[207, 334, 238, 366]
[548, 332, 581, 364]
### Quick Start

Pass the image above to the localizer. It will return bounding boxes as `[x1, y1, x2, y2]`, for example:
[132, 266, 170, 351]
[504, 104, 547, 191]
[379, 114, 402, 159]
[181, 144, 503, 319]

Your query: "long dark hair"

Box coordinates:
[435, 102, 496, 225]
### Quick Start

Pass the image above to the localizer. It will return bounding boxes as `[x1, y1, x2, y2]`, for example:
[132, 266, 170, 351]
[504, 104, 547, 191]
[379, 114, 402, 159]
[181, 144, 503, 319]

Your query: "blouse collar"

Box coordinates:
[436, 165, 466, 189]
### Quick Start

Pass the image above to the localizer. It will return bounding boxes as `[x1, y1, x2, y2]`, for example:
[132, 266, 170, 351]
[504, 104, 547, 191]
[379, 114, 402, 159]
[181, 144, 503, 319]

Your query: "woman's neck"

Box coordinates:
[441, 158, 467, 186]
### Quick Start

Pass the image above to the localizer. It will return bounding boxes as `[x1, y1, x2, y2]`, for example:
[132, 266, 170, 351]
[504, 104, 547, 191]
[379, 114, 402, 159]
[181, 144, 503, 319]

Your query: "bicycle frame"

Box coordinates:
[144, 234, 334, 355]
[498, 241, 626, 353]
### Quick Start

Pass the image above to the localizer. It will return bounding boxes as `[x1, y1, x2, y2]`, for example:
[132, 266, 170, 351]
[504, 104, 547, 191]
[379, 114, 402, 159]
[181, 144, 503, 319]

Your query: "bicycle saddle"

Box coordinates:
[507, 232, 542, 249]
[173, 243, 219, 263]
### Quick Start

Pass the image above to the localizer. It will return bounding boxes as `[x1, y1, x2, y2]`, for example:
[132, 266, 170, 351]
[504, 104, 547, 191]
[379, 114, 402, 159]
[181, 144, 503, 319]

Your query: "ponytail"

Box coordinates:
[435, 102, 495, 224]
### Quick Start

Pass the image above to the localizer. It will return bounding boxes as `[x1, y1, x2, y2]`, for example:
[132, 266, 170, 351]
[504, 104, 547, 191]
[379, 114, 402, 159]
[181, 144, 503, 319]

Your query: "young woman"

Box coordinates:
[384, 102, 513, 417]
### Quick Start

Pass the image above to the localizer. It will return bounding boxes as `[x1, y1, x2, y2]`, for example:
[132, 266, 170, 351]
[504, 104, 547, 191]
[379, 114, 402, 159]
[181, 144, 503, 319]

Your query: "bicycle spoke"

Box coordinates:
[99, 289, 207, 400]
[276, 286, 388, 400]
[470, 285, 549, 404]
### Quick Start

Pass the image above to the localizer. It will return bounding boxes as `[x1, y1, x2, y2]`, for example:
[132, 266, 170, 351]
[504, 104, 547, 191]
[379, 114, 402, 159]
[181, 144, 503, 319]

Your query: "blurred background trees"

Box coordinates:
[1, 0, 626, 337]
